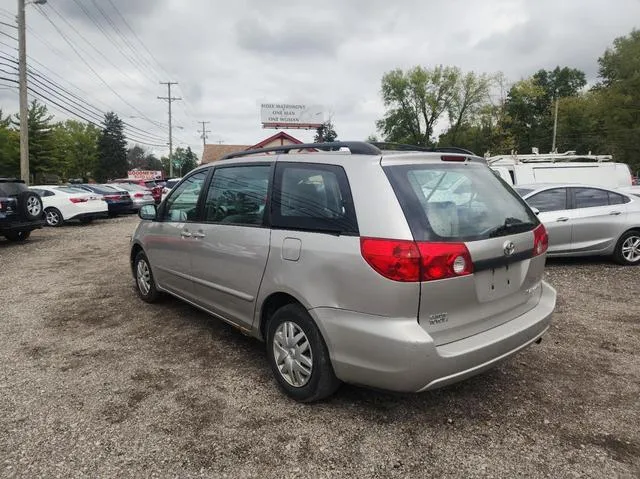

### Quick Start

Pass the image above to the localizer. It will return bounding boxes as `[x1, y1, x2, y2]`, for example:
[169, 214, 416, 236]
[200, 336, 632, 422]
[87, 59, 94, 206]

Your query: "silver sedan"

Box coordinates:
[515, 183, 640, 265]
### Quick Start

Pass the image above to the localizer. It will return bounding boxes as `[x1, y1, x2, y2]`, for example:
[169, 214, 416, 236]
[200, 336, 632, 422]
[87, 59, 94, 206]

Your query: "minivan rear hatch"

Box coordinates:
[383, 159, 548, 346]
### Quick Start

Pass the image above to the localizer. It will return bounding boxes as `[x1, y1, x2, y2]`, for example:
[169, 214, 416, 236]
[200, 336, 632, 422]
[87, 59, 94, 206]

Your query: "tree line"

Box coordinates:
[0, 103, 198, 183]
[373, 29, 640, 173]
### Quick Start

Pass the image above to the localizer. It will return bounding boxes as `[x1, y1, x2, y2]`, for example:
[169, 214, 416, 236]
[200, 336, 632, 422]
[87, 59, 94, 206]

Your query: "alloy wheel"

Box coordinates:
[272, 321, 313, 387]
[136, 259, 151, 295]
[621, 235, 640, 263]
[45, 209, 60, 226]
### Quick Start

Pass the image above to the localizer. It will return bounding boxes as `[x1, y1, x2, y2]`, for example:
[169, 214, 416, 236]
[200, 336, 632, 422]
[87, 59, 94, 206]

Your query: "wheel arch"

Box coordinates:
[258, 292, 306, 342]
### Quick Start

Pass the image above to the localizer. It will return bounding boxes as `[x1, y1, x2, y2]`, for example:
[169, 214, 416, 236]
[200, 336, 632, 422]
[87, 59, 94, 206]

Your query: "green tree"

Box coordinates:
[314, 121, 338, 142]
[96, 112, 128, 181]
[504, 67, 586, 153]
[595, 29, 640, 173]
[0, 110, 20, 177]
[12, 100, 55, 183]
[446, 72, 493, 143]
[376, 65, 461, 146]
[127, 145, 147, 169]
[51, 120, 100, 181]
[170, 147, 198, 176]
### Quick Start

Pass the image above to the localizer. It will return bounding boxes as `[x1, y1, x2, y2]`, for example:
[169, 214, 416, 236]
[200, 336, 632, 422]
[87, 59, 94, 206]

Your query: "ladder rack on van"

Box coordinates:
[487, 152, 613, 165]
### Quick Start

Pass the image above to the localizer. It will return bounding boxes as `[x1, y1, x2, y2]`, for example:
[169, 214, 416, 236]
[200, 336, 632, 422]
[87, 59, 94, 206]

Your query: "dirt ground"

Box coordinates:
[1, 216, 639, 478]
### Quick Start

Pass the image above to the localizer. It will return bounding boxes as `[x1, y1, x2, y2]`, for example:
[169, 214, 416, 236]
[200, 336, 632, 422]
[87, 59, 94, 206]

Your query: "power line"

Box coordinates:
[35, 5, 168, 132]
[0, 52, 167, 142]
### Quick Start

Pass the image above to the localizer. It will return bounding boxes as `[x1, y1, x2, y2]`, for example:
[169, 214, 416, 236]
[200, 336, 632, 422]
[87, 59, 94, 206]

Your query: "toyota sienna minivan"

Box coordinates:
[130, 142, 556, 402]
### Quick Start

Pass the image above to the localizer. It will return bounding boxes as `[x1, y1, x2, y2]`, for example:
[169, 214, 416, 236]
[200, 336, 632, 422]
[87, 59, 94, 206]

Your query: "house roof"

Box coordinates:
[251, 131, 304, 149]
[201, 144, 251, 164]
[201, 132, 314, 164]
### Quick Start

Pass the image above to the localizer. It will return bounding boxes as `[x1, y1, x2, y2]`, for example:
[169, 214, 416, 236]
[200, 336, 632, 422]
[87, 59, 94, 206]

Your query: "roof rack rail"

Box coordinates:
[219, 141, 382, 160]
[367, 142, 477, 156]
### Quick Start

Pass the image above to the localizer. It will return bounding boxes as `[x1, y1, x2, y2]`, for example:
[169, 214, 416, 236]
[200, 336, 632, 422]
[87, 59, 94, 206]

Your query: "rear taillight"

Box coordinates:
[360, 238, 473, 282]
[533, 224, 548, 256]
[360, 238, 420, 282]
[103, 194, 119, 200]
[134, 193, 144, 198]
[416, 242, 473, 281]
[69, 197, 88, 203]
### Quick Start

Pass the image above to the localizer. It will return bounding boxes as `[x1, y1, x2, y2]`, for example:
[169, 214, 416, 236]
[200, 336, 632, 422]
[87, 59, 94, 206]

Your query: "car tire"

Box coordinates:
[614, 230, 640, 266]
[44, 207, 63, 227]
[4, 230, 31, 242]
[18, 191, 43, 221]
[266, 304, 340, 402]
[134, 251, 161, 303]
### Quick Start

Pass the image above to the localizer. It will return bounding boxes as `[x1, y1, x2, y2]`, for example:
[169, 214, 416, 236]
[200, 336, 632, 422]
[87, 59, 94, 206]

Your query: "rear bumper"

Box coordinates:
[67, 211, 108, 221]
[0, 218, 46, 232]
[107, 201, 134, 213]
[310, 281, 556, 393]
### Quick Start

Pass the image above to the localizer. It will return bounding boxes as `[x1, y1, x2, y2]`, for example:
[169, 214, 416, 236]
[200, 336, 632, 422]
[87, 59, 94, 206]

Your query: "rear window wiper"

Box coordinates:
[488, 217, 537, 238]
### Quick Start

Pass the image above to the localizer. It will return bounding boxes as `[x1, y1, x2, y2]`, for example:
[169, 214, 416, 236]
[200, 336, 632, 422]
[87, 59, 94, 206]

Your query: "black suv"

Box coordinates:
[0, 178, 45, 242]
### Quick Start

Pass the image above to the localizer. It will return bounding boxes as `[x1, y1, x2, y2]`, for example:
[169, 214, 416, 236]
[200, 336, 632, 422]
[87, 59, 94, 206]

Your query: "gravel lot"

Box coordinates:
[1, 216, 639, 478]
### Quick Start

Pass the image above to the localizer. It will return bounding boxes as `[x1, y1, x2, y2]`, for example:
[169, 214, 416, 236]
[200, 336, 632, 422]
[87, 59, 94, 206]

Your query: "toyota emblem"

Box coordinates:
[503, 241, 515, 257]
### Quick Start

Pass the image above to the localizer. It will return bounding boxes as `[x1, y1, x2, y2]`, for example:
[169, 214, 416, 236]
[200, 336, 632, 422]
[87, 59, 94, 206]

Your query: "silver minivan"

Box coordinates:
[130, 142, 556, 402]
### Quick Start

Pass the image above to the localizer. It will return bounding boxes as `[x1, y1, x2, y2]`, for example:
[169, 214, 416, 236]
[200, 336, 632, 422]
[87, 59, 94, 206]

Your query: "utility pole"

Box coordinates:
[551, 88, 559, 153]
[18, 0, 29, 184]
[198, 121, 211, 150]
[158, 82, 181, 177]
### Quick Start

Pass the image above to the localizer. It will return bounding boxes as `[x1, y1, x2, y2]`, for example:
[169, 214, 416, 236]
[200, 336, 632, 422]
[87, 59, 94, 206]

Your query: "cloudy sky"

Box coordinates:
[0, 0, 639, 158]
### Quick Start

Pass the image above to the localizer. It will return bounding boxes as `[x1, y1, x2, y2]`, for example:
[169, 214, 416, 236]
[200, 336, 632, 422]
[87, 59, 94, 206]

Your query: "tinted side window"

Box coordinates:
[608, 192, 629, 205]
[203, 165, 270, 226]
[272, 163, 358, 234]
[163, 171, 207, 222]
[574, 188, 609, 209]
[527, 189, 567, 212]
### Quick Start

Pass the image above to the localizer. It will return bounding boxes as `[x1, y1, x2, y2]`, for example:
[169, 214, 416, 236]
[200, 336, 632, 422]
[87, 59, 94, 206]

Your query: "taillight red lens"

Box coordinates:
[69, 197, 88, 203]
[134, 193, 144, 198]
[361, 238, 473, 282]
[103, 194, 119, 200]
[441, 155, 466, 162]
[416, 242, 473, 280]
[360, 238, 420, 282]
[533, 224, 548, 256]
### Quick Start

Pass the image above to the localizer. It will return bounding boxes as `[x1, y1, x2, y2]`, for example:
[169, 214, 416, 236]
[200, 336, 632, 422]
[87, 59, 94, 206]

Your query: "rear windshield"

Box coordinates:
[57, 187, 87, 194]
[384, 163, 539, 242]
[144, 181, 157, 187]
[0, 181, 27, 196]
[514, 187, 535, 197]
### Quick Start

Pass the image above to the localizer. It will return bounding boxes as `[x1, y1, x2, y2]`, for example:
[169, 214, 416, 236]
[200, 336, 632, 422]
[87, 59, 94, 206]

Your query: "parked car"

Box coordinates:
[29, 186, 108, 227]
[515, 183, 640, 265]
[108, 183, 155, 211]
[619, 185, 640, 198]
[112, 179, 162, 203]
[69, 184, 133, 217]
[129, 141, 556, 402]
[0, 178, 45, 242]
[489, 152, 633, 189]
[161, 177, 182, 202]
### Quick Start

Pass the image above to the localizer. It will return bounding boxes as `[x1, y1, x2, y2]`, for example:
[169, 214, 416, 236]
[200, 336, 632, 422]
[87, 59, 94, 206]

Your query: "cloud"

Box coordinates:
[0, 0, 638, 156]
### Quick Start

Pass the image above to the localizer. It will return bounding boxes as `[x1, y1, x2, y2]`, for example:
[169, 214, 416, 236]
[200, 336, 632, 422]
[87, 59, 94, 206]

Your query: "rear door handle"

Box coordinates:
[556, 217, 569, 222]
[180, 231, 192, 238]
[609, 211, 622, 216]
[192, 232, 206, 239]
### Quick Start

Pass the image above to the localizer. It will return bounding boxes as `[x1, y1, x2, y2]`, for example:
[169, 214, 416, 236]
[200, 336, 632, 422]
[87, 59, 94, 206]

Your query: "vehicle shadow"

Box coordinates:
[545, 256, 619, 268]
[150, 293, 540, 422]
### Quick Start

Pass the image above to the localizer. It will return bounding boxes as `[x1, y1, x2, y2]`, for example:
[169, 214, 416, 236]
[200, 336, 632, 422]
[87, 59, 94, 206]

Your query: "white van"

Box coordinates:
[489, 152, 633, 188]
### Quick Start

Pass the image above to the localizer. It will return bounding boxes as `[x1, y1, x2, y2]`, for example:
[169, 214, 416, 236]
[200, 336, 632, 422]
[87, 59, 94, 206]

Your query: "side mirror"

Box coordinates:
[139, 204, 157, 220]
[531, 207, 540, 216]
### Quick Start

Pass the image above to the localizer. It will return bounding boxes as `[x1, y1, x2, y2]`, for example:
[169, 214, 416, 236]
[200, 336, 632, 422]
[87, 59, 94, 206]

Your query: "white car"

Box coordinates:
[29, 186, 108, 227]
[161, 177, 182, 202]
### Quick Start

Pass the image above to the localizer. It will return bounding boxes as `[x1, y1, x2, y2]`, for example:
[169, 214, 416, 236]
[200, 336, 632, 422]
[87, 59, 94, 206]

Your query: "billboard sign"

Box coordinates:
[128, 170, 163, 181]
[260, 103, 324, 129]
